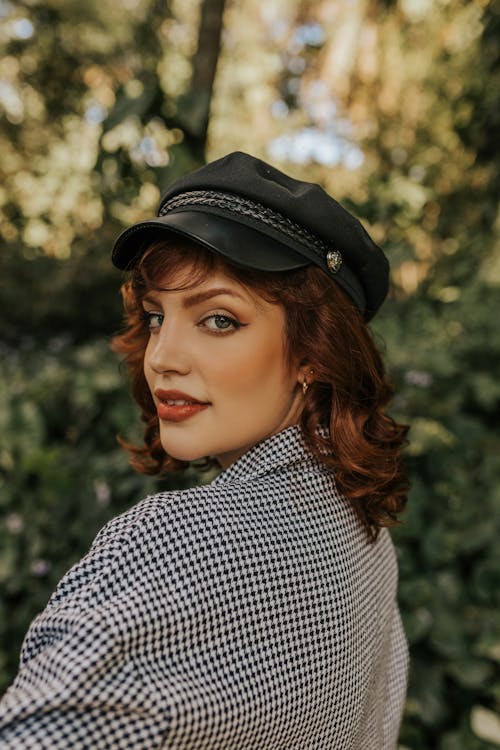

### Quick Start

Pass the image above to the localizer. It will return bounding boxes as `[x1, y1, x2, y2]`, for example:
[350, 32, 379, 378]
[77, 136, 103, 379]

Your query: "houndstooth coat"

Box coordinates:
[0, 426, 408, 749]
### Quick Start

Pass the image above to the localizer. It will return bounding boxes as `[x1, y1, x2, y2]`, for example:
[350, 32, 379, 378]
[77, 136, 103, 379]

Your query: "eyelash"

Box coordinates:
[200, 313, 244, 334]
[142, 311, 244, 335]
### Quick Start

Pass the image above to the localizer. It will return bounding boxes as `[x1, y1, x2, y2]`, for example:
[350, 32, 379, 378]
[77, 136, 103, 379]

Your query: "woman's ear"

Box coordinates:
[297, 366, 315, 393]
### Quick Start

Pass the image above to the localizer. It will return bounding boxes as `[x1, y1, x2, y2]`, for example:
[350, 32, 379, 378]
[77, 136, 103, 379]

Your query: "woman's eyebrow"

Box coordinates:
[142, 293, 162, 306]
[182, 287, 246, 308]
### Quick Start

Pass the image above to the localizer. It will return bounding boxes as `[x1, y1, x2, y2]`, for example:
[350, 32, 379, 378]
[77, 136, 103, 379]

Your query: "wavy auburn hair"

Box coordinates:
[112, 238, 409, 538]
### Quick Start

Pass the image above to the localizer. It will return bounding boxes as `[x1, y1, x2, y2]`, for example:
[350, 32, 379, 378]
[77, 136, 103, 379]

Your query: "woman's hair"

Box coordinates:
[112, 238, 409, 538]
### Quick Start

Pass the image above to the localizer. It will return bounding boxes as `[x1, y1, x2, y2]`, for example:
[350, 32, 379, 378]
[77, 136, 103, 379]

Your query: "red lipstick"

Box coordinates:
[154, 389, 209, 423]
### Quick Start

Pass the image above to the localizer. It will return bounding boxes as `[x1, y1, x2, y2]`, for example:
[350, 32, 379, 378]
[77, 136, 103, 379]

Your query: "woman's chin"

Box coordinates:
[160, 441, 209, 464]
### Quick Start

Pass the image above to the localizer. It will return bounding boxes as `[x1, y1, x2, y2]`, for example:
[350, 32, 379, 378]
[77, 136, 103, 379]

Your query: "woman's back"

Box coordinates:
[0, 427, 407, 748]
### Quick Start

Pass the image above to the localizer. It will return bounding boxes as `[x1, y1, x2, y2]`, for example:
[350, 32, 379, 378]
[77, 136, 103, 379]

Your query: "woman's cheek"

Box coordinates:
[209, 338, 263, 383]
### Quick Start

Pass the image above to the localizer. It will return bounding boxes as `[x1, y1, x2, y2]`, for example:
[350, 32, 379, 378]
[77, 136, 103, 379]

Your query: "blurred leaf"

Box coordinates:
[470, 706, 500, 746]
[447, 660, 495, 690]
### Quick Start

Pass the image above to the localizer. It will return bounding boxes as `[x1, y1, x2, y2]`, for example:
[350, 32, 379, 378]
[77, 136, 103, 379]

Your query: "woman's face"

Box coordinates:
[142, 263, 306, 468]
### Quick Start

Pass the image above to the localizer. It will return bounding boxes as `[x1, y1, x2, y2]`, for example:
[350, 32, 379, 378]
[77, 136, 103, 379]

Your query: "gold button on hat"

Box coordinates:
[326, 250, 342, 273]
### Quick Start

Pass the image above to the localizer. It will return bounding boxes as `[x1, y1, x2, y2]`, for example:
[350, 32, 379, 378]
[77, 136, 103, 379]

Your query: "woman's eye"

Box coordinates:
[201, 314, 242, 333]
[143, 311, 164, 331]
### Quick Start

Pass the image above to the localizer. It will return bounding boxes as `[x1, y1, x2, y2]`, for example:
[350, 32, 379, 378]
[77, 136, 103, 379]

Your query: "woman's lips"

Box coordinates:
[154, 389, 210, 423]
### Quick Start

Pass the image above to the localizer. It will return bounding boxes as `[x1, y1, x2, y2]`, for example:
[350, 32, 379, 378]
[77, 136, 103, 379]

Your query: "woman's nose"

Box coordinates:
[147, 324, 191, 375]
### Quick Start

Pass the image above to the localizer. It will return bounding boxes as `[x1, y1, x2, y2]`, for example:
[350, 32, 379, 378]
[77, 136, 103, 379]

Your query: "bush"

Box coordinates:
[377, 285, 500, 749]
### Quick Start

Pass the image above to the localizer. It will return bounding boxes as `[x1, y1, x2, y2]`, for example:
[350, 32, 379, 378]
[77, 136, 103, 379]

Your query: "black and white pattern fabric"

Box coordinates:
[0, 426, 408, 749]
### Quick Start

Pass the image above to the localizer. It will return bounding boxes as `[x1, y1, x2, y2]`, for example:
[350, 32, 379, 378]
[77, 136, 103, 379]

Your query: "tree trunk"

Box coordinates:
[178, 0, 227, 157]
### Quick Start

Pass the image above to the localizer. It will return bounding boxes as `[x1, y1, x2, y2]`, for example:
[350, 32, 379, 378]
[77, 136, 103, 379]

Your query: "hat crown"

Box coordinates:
[112, 151, 389, 320]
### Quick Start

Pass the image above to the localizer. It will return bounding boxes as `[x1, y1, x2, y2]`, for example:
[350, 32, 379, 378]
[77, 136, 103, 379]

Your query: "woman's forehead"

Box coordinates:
[152, 262, 237, 290]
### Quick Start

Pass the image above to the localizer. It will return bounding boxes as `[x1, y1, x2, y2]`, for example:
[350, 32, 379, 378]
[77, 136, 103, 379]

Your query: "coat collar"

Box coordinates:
[211, 425, 325, 486]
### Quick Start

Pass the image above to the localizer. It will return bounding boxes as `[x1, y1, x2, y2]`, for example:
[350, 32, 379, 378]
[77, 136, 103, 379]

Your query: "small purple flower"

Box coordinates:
[31, 559, 51, 577]
[94, 480, 111, 506]
[404, 370, 433, 388]
[6, 513, 24, 534]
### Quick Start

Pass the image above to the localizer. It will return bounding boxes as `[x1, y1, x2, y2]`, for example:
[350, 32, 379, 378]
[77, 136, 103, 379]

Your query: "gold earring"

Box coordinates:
[302, 368, 314, 396]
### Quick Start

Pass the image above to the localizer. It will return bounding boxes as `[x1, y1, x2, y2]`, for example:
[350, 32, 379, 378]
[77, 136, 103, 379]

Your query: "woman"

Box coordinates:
[0, 152, 409, 748]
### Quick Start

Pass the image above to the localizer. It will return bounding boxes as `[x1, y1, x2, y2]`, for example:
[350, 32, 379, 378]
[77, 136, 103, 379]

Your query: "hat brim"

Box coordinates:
[111, 210, 311, 272]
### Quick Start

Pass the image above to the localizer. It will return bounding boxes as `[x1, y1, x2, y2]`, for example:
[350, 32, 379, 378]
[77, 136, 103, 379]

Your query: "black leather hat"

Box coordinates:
[112, 151, 389, 320]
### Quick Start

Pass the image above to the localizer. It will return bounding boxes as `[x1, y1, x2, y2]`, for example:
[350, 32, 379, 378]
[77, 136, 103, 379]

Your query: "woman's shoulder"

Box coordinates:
[92, 484, 214, 546]
[42, 486, 212, 610]
[91, 476, 275, 554]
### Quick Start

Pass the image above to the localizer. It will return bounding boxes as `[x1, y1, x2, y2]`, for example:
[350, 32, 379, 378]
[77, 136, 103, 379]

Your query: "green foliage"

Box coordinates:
[369, 4, 500, 742]
[379, 291, 500, 748]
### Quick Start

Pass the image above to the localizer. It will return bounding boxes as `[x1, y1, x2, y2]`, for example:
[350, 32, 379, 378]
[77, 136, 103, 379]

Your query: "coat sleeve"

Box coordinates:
[0, 514, 172, 750]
